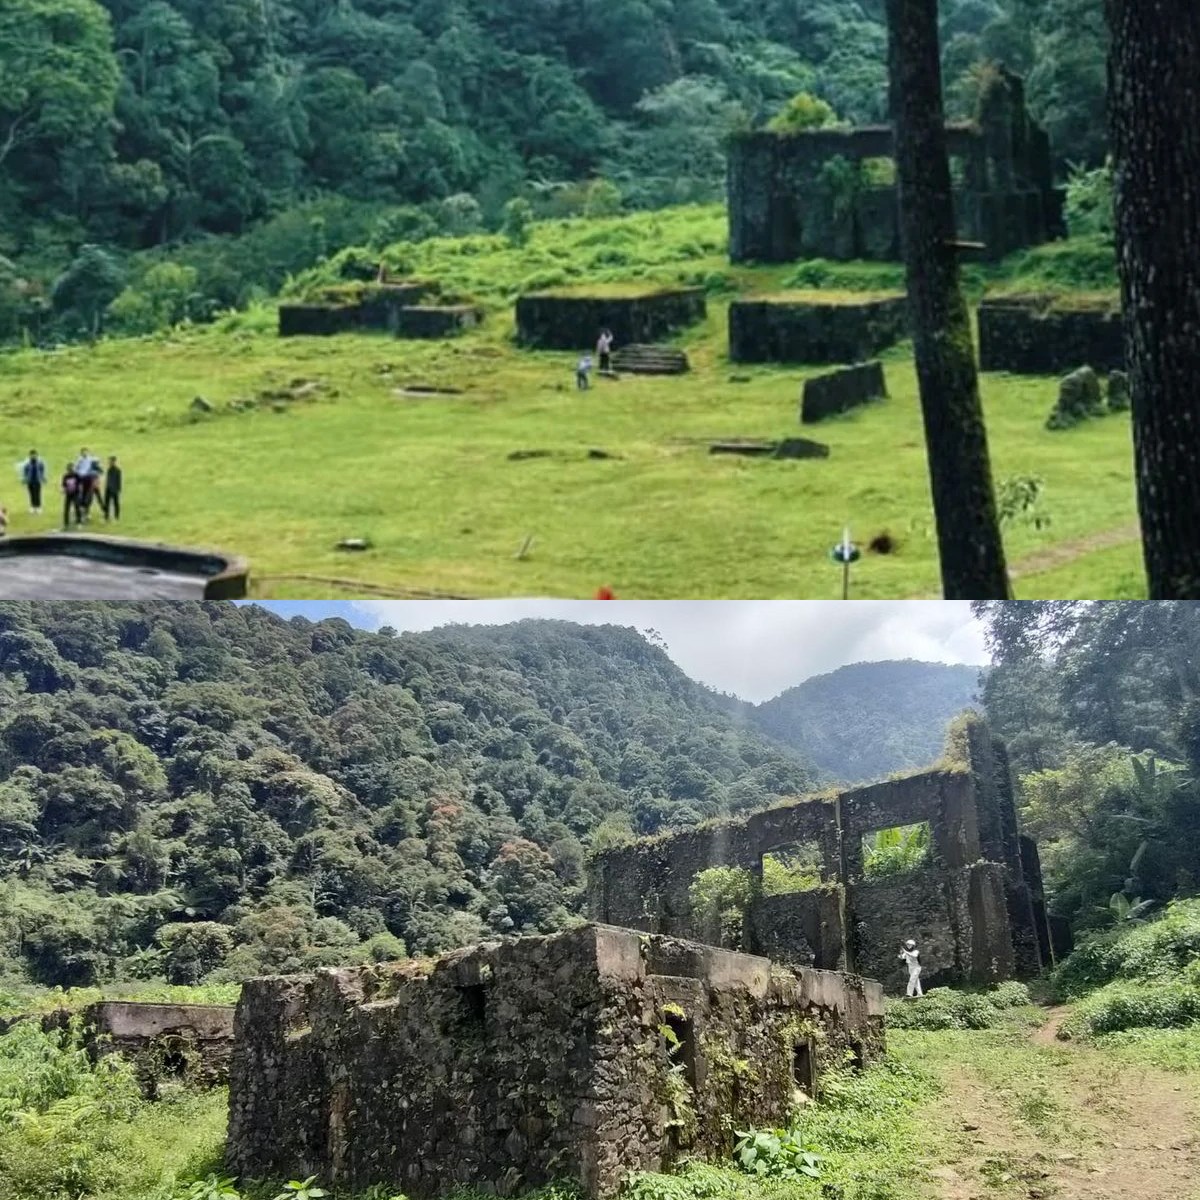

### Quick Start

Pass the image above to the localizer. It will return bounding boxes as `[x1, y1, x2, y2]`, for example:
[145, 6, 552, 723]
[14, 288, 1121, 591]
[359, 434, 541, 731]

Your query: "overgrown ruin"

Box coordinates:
[226, 924, 883, 1199]
[589, 718, 1049, 994]
[728, 68, 1065, 264]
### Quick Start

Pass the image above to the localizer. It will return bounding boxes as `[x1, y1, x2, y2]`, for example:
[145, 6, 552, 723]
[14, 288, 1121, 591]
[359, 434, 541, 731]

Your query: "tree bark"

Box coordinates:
[885, 0, 1011, 599]
[1106, 0, 1200, 598]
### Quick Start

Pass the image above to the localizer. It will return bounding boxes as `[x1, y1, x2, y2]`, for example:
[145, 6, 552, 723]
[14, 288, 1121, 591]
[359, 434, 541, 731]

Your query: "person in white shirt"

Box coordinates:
[899, 938, 923, 997]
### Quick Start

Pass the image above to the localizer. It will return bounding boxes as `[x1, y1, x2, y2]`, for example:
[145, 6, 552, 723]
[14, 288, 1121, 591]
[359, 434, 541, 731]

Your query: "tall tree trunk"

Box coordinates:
[885, 0, 1011, 599]
[1106, 1, 1200, 598]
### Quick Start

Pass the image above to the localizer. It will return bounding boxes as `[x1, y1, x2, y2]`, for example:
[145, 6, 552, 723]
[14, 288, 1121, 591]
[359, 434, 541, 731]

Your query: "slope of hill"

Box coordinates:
[749, 660, 983, 782]
[0, 603, 815, 989]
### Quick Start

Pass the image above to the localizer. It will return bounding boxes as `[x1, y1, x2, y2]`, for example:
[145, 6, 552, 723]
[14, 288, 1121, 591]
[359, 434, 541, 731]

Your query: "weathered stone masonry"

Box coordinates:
[226, 924, 884, 1199]
[589, 719, 1048, 994]
[728, 69, 1065, 264]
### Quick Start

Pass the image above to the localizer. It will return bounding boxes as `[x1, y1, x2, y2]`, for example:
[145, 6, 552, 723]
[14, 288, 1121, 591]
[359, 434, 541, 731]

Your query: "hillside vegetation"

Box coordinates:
[0, 602, 816, 989]
[1, 0, 1109, 340]
[748, 660, 982, 782]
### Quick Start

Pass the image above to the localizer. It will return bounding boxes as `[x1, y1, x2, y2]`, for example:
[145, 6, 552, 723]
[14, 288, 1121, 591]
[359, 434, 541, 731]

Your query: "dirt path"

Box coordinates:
[1007, 522, 1140, 583]
[905, 524, 1140, 599]
[914, 1011, 1199, 1200]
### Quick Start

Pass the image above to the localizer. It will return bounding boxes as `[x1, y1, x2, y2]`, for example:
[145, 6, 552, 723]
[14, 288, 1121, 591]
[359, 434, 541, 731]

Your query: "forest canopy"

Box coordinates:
[0, 603, 817, 989]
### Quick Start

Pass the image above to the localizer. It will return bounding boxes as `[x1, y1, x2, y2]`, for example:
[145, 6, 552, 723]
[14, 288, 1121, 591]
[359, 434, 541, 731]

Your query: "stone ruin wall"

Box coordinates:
[589, 720, 1047, 995]
[0, 1001, 235, 1097]
[977, 294, 1124, 375]
[728, 70, 1065, 265]
[514, 290, 706, 351]
[226, 924, 884, 1200]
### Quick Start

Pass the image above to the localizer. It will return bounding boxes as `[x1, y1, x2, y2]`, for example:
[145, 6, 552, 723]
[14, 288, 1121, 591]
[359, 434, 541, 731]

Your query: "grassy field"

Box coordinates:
[0, 206, 1140, 599]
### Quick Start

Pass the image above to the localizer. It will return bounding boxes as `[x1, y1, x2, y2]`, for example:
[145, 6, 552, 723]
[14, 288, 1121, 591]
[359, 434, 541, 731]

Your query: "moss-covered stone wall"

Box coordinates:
[729, 298, 908, 366]
[226, 925, 885, 1199]
[978, 294, 1125, 374]
[515, 290, 706, 350]
[590, 719, 1044, 993]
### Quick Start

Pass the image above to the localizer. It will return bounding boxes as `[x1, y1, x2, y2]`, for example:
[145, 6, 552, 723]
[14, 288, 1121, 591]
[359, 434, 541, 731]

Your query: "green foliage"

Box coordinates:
[1059, 980, 1200, 1039]
[1064, 160, 1114, 239]
[0, 604, 816, 987]
[687, 867, 757, 949]
[760, 845, 822, 896]
[0, 0, 1108, 345]
[885, 984, 1033, 1031]
[273, 1179, 328, 1200]
[1051, 899, 1200, 1000]
[976, 602, 1200, 926]
[766, 92, 840, 133]
[862, 823, 931, 879]
[181, 1177, 242, 1200]
[733, 1129, 822, 1180]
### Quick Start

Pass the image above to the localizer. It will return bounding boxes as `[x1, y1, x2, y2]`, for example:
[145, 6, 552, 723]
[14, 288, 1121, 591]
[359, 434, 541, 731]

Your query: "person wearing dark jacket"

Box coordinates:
[102, 456, 122, 521]
[61, 463, 82, 530]
[20, 450, 46, 514]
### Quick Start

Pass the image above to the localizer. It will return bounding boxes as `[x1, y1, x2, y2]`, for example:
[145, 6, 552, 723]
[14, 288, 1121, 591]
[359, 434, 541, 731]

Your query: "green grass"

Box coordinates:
[0, 205, 1139, 599]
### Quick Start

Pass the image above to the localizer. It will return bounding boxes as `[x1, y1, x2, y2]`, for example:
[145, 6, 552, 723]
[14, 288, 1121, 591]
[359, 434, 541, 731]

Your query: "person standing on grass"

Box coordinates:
[19, 450, 45, 514]
[102, 456, 122, 522]
[899, 938, 923, 998]
[61, 461, 82, 530]
[576, 353, 593, 390]
[74, 448, 96, 520]
[597, 329, 615, 373]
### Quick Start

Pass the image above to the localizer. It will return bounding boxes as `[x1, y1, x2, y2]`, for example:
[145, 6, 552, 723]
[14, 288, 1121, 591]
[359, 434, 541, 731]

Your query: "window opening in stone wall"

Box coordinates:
[662, 1011, 697, 1088]
[761, 840, 823, 895]
[459, 983, 487, 1026]
[861, 821, 932, 879]
[792, 1039, 815, 1095]
[847, 1040, 865, 1072]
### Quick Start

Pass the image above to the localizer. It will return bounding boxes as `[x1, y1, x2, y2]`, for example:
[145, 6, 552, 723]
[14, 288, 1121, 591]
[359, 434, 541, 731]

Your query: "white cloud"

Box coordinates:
[348, 600, 987, 703]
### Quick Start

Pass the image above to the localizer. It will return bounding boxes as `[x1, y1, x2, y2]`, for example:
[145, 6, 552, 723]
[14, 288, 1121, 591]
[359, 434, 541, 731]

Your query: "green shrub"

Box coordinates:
[1051, 898, 1200, 1000]
[1059, 980, 1200, 1038]
[885, 985, 1031, 1031]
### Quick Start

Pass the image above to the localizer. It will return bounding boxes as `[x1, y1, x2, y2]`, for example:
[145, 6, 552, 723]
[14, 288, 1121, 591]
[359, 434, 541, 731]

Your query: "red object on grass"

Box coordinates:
[595, 587, 616, 599]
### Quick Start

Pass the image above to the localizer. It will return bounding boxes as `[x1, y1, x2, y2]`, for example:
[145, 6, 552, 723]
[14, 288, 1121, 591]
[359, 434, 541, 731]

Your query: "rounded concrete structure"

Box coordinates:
[0, 534, 248, 599]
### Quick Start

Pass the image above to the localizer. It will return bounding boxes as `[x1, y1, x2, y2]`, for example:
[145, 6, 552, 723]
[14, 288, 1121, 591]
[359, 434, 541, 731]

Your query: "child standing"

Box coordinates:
[576, 354, 593, 390]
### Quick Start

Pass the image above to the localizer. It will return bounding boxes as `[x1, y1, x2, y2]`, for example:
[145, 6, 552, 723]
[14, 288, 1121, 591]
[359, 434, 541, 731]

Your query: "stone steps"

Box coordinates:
[611, 344, 690, 375]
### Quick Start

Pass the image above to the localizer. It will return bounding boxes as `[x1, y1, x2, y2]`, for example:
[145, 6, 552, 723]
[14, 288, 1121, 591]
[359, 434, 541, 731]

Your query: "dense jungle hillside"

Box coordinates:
[0, 602, 818, 988]
[1, 0, 1107, 336]
[747, 660, 982, 781]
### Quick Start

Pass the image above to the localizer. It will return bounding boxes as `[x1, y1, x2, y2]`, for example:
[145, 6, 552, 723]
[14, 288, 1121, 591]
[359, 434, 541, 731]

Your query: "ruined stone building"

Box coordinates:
[589, 718, 1049, 994]
[0, 1001, 235, 1097]
[226, 924, 884, 1199]
[728, 68, 1066, 264]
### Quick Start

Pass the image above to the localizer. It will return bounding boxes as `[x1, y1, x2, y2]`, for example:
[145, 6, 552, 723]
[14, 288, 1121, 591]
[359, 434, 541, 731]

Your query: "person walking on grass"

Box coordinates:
[576, 353, 593, 390]
[61, 461, 82, 530]
[19, 450, 45, 514]
[102, 456, 122, 522]
[899, 938, 923, 998]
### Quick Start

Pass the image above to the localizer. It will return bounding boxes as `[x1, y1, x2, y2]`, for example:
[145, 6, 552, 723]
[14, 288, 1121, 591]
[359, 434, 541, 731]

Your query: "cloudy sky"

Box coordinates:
[252, 600, 988, 703]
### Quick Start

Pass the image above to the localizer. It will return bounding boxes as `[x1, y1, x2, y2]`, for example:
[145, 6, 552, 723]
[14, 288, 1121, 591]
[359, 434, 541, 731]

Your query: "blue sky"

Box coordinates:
[244, 600, 987, 703]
